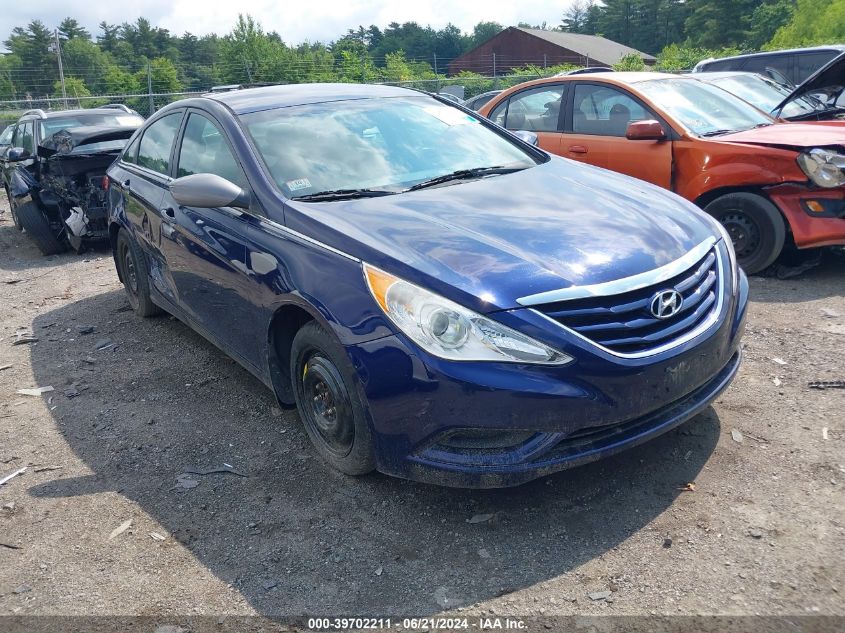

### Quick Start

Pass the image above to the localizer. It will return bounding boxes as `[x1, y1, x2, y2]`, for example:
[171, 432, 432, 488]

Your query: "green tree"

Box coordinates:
[684, 0, 764, 48]
[4, 20, 57, 95]
[768, 0, 845, 47]
[470, 22, 503, 48]
[613, 52, 647, 70]
[58, 18, 90, 41]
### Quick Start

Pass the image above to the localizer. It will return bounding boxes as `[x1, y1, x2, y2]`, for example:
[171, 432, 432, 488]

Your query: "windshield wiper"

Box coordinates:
[699, 129, 738, 137]
[405, 166, 525, 192]
[295, 188, 397, 202]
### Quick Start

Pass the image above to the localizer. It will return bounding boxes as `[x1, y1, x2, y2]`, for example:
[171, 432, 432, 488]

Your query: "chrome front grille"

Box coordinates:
[531, 245, 723, 356]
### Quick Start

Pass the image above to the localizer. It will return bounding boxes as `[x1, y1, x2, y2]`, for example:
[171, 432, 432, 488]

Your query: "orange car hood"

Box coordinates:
[720, 123, 845, 150]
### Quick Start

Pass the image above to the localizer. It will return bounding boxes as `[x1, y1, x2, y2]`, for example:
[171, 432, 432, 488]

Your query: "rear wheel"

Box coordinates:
[15, 201, 66, 255]
[704, 192, 786, 275]
[116, 229, 161, 317]
[290, 321, 375, 476]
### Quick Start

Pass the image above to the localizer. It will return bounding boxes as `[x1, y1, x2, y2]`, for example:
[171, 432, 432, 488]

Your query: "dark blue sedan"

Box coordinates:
[107, 84, 748, 488]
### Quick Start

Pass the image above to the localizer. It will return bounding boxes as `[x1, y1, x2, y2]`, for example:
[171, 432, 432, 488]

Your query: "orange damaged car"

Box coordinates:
[479, 72, 845, 273]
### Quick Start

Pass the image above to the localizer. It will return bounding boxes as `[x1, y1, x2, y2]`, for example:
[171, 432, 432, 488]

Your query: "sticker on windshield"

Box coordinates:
[286, 178, 312, 191]
[424, 106, 476, 126]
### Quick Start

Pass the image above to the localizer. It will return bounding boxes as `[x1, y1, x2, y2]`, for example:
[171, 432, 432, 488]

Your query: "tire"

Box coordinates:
[5, 189, 23, 231]
[290, 321, 376, 476]
[704, 193, 786, 275]
[15, 201, 66, 255]
[116, 229, 162, 317]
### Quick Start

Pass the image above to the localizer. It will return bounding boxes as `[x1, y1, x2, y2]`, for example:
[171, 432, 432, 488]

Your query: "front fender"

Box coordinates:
[9, 167, 38, 201]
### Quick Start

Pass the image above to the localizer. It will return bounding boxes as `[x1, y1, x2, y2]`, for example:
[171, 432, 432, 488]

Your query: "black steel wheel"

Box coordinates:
[291, 321, 375, 475]
[704, 192, 786, 275]
[116, 229, 161, 317]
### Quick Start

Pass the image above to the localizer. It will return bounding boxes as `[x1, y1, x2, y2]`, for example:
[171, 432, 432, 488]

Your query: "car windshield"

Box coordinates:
[40, 113, 143, 138]
[240, 96, 538, 199]
[703, 74, 824, 118]
[636, 78, 775, 136]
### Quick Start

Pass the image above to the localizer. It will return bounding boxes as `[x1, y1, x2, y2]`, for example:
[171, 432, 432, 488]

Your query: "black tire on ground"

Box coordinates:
[6, 189, 23, 231]
[290, 320, 376, 476]
[15, 201, 66, 255]
[704, 192, 786, 275]
[115, 229, 162, 317]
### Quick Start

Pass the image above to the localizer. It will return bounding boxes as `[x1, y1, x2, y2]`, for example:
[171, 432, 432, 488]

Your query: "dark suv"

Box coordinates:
[2, 107, 143, 254]
[692, 46, 845, 86]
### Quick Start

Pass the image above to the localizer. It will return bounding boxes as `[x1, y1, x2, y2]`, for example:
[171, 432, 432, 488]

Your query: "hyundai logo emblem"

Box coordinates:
[650, 289, 683, 319]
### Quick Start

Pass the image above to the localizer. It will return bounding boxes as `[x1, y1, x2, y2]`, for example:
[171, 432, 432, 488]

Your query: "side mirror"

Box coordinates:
[512, 130, 539, 146]
[626, 120, 667, 141]
[6, 147, 31, 162]
[169, 173, 250, 209]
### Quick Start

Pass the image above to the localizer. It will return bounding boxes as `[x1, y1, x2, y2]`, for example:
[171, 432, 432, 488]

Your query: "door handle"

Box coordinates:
[122, 178, 130, 187]
[161, 207, 176, 220]
[568, 145, 588, 154]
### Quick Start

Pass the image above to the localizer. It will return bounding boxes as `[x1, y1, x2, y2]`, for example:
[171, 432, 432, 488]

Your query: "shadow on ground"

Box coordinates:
[752, 247, 845, 304]
[27, 288, 721, 616]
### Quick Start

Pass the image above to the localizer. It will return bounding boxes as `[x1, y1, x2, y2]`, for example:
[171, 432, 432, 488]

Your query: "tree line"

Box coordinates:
[1, 0, 843, 105]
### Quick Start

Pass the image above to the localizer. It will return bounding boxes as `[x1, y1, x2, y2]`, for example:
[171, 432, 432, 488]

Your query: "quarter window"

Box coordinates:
[572, 84, 651, 137]
[137, 112, 183, 175]
[123, 136, 140, 164]
[502, 86, 564, 132]
[177, 113, 247, 191]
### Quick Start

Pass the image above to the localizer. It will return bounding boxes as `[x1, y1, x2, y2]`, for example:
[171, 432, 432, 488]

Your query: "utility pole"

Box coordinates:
[433, 53, 440, 92]
[492, 53, 498, 89]
[147, 61, 154, 117]
[53, 29, 68, 109]
[242, 56, 254, 83]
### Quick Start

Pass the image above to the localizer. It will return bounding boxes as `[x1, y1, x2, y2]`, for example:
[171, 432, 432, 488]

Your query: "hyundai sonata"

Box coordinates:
[107, 84, 748, 487]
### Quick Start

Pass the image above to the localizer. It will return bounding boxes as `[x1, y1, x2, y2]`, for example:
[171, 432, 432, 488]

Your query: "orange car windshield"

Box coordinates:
[636, 78, 774, 137]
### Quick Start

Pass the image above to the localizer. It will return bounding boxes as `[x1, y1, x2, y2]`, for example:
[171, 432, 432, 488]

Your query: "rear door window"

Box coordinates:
[137, 112, 183, 175]
[502, 86, 564, 132]
[796, 51, 840, 83]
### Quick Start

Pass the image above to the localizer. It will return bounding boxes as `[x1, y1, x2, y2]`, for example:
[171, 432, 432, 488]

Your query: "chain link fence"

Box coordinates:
[0, 70, 567, 128]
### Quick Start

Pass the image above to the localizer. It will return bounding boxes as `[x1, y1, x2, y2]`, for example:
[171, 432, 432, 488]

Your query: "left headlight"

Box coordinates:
[364, 264, 573, 365]
[796, 148, 845, 188]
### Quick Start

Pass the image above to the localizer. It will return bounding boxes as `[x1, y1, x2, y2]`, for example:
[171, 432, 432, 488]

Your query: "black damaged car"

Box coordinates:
[1, 106, 143, 254]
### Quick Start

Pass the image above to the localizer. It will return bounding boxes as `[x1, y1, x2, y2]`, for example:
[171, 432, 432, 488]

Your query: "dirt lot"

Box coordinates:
[0, 192, 843, 628]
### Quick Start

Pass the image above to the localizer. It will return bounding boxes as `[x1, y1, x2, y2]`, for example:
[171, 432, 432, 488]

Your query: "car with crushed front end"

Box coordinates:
[106, 84, 748, 488]
[1, 107, 143, 254]
[695, 52, 845, 122]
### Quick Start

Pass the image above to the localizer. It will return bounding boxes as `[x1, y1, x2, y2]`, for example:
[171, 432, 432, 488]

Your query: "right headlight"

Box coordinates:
[796, 148, 845, 188]
[364, 264, 573, 365]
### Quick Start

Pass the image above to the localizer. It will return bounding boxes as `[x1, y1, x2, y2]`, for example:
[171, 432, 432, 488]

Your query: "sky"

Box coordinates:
[4, 0, 567, 46]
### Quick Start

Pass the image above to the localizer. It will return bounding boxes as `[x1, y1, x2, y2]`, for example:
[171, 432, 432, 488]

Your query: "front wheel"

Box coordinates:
[704, 193, 786, 275]
[6, 189, 23, 231]
[290, 321, 375, 476]
[16, 201, 66, 255]
[116, 229, 162, 317]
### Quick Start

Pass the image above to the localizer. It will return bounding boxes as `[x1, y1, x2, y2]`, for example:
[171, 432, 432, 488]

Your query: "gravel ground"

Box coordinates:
[0, 193, 843, 628]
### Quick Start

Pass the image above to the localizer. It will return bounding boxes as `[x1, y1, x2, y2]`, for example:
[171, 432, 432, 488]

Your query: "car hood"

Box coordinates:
[719, 122, 845, 150]
[286, 158, 717, 312]
[37, 125, 139, 158]
[774, 52, 845, 117]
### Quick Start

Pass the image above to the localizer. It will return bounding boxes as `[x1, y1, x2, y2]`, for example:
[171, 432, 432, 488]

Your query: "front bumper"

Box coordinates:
[767, 184, 845, 248]
[345, 270, 749, 488]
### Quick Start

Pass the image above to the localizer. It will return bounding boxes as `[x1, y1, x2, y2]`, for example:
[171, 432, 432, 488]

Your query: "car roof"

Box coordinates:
[693, 71, 764, 80]
[697, 45, 845, 66]
[207, 83, 424, 114]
